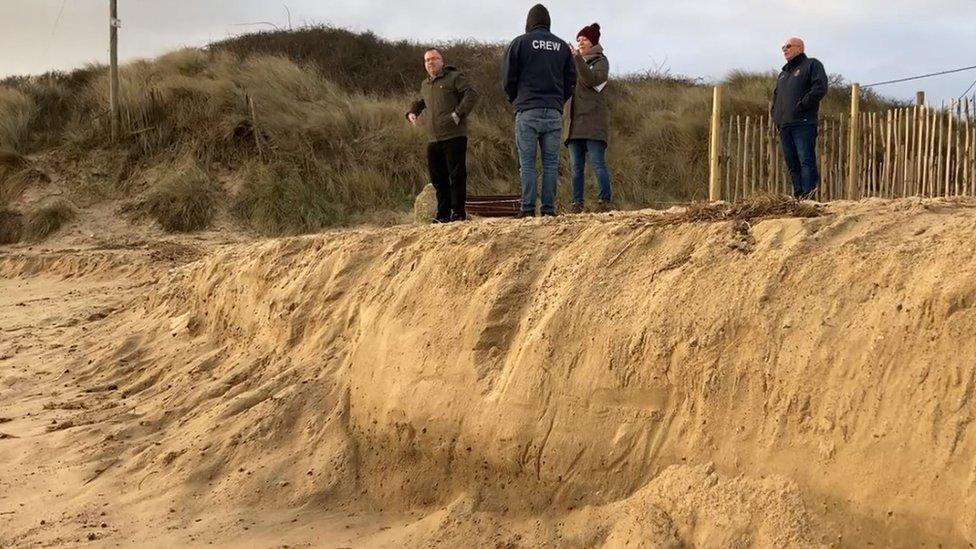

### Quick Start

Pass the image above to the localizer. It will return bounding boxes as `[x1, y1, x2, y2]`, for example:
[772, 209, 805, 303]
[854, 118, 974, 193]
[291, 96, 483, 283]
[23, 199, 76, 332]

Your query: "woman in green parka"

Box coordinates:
[564, 23, 612, 213]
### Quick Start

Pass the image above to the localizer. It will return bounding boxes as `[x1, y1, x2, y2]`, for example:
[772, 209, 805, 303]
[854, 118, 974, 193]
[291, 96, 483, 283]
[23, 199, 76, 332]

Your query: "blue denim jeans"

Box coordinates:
[779, 123, 819, 198]
[515, 108, 563, 215]
[567, 139, 612, 204]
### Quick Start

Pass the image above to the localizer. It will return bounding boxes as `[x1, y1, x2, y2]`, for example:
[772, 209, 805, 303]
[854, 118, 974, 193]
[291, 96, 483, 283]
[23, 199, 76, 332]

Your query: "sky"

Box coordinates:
[1, 0, 975, 105]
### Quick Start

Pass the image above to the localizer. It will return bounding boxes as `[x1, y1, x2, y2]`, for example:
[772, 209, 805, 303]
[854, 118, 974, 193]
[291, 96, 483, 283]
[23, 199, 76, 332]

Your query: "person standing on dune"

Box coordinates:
[771, 37, 827, 201]
[564, 22, 612, 213]
[407, 48, 479, 223]
[502, 4, 576, 217]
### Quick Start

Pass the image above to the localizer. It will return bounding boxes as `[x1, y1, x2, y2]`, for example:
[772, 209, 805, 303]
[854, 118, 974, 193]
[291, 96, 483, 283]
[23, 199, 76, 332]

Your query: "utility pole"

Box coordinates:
[109, 0, 120, 141]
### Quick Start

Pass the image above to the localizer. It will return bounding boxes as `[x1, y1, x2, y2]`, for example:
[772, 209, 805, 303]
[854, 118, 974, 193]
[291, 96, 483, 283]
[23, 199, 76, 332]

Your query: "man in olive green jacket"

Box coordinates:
[564, 23, 611, 212]
[407, 48, 479, 222]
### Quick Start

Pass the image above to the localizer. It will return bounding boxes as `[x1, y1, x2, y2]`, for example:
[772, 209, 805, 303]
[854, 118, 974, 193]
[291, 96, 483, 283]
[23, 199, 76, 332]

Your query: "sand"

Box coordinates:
[2, 198, 976, 547]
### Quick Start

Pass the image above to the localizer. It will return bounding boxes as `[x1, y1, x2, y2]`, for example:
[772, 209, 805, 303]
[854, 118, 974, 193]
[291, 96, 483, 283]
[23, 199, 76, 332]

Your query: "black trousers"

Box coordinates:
[426, 136, 468, 221]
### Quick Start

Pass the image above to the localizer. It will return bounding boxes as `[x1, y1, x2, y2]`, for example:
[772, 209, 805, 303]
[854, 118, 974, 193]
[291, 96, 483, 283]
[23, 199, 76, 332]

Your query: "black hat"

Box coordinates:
[577, 23, 601, 46]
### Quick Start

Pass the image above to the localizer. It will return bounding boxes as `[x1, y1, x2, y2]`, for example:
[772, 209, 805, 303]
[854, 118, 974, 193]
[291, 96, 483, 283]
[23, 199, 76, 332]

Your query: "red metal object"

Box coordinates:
[465, 194, 521, 217]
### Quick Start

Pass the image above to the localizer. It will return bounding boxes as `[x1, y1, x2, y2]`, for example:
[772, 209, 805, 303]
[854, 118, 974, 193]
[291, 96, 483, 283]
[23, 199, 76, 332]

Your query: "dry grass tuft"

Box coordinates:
[0, 89, 35, 153]
[143, 160, 220, 232]
[0, 208, 24, 244]
[24, 198, 76, 240]
[675, 193, 823, 224]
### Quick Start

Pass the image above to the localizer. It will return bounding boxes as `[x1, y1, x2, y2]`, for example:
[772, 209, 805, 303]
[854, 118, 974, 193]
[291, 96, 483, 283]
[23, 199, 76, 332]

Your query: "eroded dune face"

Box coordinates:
[6, 200, 976, 546]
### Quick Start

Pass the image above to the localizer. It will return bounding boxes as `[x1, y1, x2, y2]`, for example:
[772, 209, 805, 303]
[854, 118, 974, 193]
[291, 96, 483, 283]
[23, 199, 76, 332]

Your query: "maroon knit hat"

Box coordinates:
[577, 23, 601, 45]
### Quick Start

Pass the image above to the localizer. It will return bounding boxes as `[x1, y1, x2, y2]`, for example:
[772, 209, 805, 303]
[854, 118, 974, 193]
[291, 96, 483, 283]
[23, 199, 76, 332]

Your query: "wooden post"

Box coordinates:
[753, 116, 766, 192]
[926, 106, 937, 196]
[901, 108, 909, 196]
[965, 98, 972, 195]
[724, 115, 733, 200]
[870, 112, 877, 197]
[936, 107, 944, 196]
[742, 114, 753, 197]
[847, 83, 861, 199]
[946, 101, 955, 196]
[895, 109, 908, 198]
[837, 116, 845, 199]
[916, 91, 925, 107]
[916, 105, 925, 195]
[955, 102, 962, 196]
[109, 0, 120, 141]
[911, 104, 919, 195]
[708, 86, 723, 201]
[884, 110, 893, 198]
[735, 115, 742, 200]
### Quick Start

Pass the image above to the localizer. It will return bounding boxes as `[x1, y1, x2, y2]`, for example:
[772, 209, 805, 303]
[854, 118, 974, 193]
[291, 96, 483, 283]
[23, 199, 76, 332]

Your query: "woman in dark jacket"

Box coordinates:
[564, 23, 612, 213]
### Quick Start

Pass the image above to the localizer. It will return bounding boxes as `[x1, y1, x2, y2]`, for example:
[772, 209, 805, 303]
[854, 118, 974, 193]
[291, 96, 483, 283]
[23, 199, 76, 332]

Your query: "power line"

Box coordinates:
[42, 0, 68, 64]
[862, 64, 976, 88]
[959, 77, 976, 101]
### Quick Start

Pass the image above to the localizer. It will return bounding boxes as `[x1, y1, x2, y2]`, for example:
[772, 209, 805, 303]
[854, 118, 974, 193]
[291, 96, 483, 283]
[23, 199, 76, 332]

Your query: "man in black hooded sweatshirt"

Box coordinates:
[502, 4, 577, 216]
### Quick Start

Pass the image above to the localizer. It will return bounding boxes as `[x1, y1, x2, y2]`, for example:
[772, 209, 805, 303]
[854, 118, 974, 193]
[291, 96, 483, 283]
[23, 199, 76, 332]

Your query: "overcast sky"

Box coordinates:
[1, 0, 975, 105]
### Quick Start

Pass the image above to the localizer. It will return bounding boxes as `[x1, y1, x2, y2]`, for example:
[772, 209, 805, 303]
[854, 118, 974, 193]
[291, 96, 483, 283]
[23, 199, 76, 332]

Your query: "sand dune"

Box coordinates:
[2, 198, 976, 547]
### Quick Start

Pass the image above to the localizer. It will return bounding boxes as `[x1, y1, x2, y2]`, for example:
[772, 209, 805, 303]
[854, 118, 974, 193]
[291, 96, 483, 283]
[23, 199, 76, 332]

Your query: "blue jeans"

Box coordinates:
[515, 108, 562, 214]
[779, 123, 819, 198]
[567, 139, 612, 204]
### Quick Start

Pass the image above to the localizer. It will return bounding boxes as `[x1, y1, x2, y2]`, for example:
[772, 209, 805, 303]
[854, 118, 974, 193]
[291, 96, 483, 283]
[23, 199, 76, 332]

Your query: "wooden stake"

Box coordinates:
[936, 106, 944, 196]
[708, 86, 723, 201]
[767, 118, 774, 194]
[917, 106, 926, 195]
[901, 108, 909, 196]
[965, 98, 972, 195]
[837, 116, 845, 200]
[735, 115, 742, 201]
[824, 119, 832, 200]
[870, 112, 878, 197]
[914, 105, 922, 196]
[930, 106, 938, 196]
[894, 109, 903, 197]
[863, 113, 870, 197]
[847, 83, 861, 199]
[758, 116, 765, 194]
[884, 110, 893, 198]
[724, 114, 733, 201]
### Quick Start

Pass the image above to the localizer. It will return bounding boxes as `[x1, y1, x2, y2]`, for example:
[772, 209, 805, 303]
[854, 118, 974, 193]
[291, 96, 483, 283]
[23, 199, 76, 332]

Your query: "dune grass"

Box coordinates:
[143, 159, 220, 233]
[0, 89, 35, 154]
[24, 198, 76, 240]
[0, 208, 23, 244]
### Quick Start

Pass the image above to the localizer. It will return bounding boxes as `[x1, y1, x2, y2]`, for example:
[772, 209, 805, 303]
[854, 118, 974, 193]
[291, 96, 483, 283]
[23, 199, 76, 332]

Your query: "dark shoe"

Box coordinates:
[515, 210, 535, 219]
[569, 202, 585, 214]
[450, 213, 467, 222]
[596, 200, 613, 212]
[541, 211, 557, 217]
[432, 217, 450, 224]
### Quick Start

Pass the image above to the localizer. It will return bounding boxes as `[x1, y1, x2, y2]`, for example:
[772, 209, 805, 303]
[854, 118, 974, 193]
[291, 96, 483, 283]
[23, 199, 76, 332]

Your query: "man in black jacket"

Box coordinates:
[502, 4, 576, 216]
[772, 37, 828, 200]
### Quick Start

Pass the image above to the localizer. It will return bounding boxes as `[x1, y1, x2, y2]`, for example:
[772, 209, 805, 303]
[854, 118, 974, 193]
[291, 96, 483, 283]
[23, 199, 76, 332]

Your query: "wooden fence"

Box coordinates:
[709, 87, 976, 202]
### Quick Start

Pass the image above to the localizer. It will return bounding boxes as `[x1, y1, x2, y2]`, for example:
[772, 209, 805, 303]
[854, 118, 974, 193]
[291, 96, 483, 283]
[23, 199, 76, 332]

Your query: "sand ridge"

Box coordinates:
[2, 198, 976, 546]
